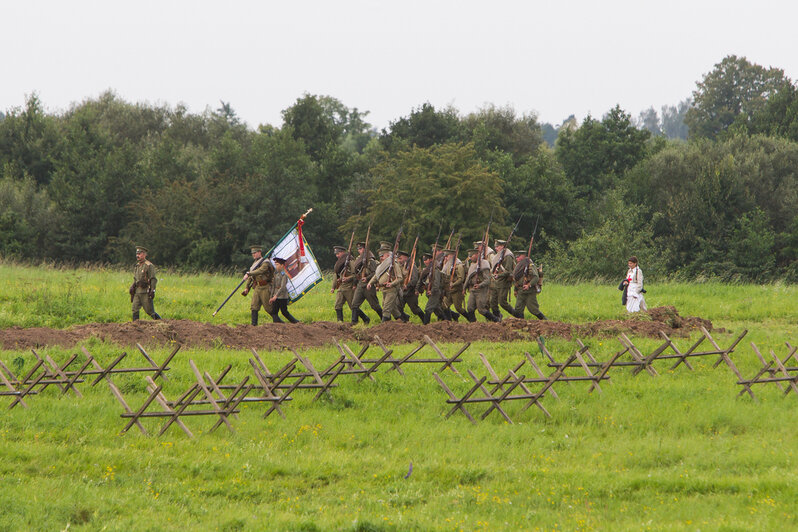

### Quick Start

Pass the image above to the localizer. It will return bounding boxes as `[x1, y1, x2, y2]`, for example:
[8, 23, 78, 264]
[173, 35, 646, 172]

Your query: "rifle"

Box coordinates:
[213, 209, 311, 316]
[357, 224, 372, 282]
[472, 216, 492, 289]
[492, 215, 523, 275]
[523, 214, 540, 284]
[427, 224, 443, 295]
[448, 233, 462, 291]
[387, 218, 405, 285]
[332, 229, 356, 293]
[403, 234, 420, 289]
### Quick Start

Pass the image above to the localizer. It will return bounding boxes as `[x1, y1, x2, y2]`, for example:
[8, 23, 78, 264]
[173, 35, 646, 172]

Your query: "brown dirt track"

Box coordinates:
[0, 306, 714, 351]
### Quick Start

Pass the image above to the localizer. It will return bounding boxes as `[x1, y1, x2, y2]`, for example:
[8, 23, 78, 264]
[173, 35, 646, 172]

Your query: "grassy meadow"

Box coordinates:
[1, 262, 798, 531]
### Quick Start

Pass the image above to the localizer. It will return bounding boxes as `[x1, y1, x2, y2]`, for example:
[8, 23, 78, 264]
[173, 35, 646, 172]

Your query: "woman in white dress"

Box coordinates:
[623, 256, 647, 313]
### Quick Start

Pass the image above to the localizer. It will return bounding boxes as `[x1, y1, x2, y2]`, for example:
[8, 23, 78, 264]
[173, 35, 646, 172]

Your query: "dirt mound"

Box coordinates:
[0, 307, 713, 350]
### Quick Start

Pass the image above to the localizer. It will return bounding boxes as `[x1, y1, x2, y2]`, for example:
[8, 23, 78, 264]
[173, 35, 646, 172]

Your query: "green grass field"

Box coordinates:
[1, 262, 797, 531]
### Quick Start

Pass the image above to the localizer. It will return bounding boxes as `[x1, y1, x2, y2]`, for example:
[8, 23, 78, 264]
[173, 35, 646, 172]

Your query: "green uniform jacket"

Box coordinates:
[513, 257, 540, 293]
[133, 260, 157, 294]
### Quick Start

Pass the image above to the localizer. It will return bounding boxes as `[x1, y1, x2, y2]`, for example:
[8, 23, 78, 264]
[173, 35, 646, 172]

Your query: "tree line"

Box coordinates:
[1, 55, 797, 282]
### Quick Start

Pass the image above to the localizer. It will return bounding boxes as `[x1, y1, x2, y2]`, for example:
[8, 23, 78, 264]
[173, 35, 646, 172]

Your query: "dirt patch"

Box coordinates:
[0, 307, 714, 350]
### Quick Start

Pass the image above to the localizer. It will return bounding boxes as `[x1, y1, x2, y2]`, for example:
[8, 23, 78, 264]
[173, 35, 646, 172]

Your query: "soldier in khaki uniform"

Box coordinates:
[270, 257, 299, 323]
[441, 249, 466, 321]
[367, 243, 405, 322]
[331, 245, 358, 322]
[512, 249, 547, 320]
[351, 242, 383, 324]
[464, 248, 499, 322]
[130, 246, 161, 321]
[418, 252, 447, 323]
[397, 250, 422, 322]
[242, 245, 275, 325]
[489, 239, 516, 320]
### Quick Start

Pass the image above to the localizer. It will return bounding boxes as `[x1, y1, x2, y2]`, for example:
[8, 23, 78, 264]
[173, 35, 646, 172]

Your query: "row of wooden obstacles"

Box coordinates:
[433, 327, 798, 423]
[2, 327, 795, 435]
[0, 335, 467, 438]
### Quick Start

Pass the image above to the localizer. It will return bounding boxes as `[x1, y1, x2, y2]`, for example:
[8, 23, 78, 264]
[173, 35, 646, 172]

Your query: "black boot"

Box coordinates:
[375, 305, 383, 317]
[132, 311, 140, 321]
[492, 311, 502, 322]
[284, 311, 300, 323]
[450, 311, 460, 322]
[381, 315, 391, 323]
[400, 313, 410, 323]
[359, 310, 371, 325]
[512, 310, 524, 319]
[480, 310, 496, 322]
[351, 309, 360, 325]
[422, 311, 432, 325]
[414, 310, 425, 323]
[336, 309, 344, 322]
[465, 311, 477, 323]
[534, 312, 548, 321]
[251, 310, 258, 326]
[270, 313, 284, 323]
[152, 313, 162, 320]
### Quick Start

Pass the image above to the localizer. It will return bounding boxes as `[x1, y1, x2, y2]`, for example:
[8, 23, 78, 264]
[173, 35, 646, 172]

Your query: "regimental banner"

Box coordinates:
[268, 223, 322, 303]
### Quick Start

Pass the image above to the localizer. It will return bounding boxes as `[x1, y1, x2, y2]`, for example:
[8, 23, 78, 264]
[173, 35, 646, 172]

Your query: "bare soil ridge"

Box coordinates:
[0, 306, 714, 350]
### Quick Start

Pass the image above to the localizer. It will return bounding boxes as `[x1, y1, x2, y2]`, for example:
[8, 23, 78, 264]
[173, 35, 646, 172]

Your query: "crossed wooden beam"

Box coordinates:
[0, 343, 178, 409]
[737, 342, 798, 400]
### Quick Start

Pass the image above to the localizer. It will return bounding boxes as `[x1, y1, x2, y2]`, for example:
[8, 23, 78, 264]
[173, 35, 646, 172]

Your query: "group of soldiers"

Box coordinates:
[129, 236, 547, 325]
[331, 238, 546, 325]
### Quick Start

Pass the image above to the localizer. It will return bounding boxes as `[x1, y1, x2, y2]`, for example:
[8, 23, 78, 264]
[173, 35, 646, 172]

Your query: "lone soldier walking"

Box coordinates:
[367, 243, 405, 322]
[351, 241, 383, 324]
[242, 245, 275, 325]
[489, 239, 516, 320]
[130, 246, 161, 321]
[331, 245, 356, 322]
[512, 248, 547, 320]
[270, 257, 300, 323]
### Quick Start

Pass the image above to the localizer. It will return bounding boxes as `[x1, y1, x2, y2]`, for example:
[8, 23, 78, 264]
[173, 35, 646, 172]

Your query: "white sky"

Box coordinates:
[3, 0, 797, 130]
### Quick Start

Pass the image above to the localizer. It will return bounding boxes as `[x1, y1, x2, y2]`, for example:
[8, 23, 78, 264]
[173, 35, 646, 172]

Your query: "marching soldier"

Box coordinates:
[464, 248, 499, 322]
[418, 252, 447, 323]
[397, 250, 423, 322]
[270, 257, 300, 323]
[331, 245, 356, 322]
[473, 240, 495, 262]
[129, 246, 161, 321]
[351, 241, 383, 324]
[242, 245, 275, 325]
[489, 239, 516, 320]
[441, 248, 466, 321]
[512, 248, 547, 320]
[367, 243, 405, 322]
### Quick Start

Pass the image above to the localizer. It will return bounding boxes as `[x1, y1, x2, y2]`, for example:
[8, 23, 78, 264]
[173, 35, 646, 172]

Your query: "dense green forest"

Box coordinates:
[1, 55, 797, 281]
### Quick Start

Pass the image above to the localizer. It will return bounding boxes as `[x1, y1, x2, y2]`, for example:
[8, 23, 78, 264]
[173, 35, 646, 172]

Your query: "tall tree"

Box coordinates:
[380, 103, 463, 151]
[685, 55, 791, 139]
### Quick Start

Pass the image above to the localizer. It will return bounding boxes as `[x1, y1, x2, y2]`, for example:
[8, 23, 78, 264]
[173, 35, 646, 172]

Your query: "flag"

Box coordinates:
[267, 219, 322, 303]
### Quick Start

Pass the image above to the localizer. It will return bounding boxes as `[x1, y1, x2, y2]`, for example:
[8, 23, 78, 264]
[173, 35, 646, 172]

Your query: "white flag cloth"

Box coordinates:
[268, 225, 322, 302]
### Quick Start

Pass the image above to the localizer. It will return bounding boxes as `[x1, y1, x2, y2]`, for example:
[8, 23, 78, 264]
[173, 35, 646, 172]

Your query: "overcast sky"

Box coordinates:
[3, 0, 797, 130]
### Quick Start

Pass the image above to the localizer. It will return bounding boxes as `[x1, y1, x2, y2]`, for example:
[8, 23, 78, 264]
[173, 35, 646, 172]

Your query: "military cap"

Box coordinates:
[379, 241, 392, 249]
[431, 243, 444, 250]
[495, 239, 507, 246]
[467, 248, 479, 256]
[273, 257, 287, 264]
[333, 245, 347, 253]
[356, 241, 367, 248]
[249, 245, 263, 253]
[421, 252, 433, 260]
[514, 249, 528, 256]
[442, 248, 456, 255]
[472, 241, 484, 247]
[397, 250, 410, 258]
[135, 246, 149, 254]
[378, 244, 393, 254]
